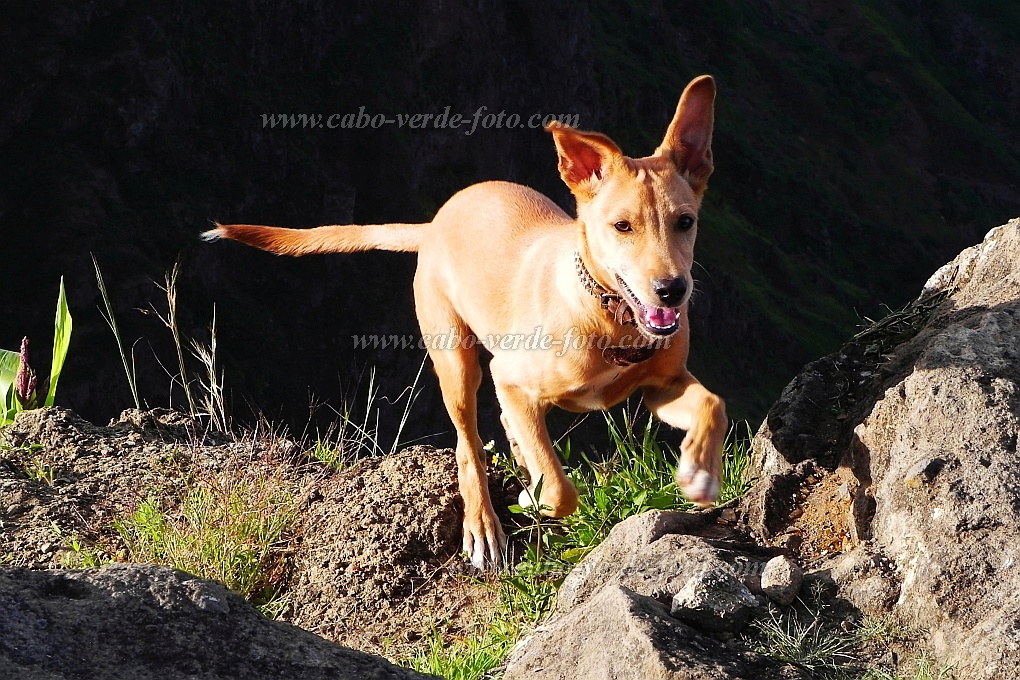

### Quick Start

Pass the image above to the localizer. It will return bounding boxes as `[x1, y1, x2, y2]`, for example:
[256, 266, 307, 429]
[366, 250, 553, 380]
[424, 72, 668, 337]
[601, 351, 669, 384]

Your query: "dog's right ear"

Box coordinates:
[546, 121, 623, 201]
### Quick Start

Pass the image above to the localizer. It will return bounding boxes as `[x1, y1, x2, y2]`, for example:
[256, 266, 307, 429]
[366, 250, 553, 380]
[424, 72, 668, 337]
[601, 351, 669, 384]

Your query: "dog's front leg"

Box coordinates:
[644, 372, 727, 505]
[495, 383, 579, 518]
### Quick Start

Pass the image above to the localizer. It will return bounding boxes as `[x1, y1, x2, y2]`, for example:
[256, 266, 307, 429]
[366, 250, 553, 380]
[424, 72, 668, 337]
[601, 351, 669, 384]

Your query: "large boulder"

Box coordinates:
[0, 564, 437, 680]
[746, 219, 1020, 678]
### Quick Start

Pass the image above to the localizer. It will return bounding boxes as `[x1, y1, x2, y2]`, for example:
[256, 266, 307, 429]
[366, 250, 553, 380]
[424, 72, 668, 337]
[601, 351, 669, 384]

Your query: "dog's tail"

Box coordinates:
[200, 221, 424, 255]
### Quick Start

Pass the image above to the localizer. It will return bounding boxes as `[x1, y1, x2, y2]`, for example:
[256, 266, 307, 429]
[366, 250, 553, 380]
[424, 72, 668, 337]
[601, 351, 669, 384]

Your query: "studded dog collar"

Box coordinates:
[573, 251, 657, 366]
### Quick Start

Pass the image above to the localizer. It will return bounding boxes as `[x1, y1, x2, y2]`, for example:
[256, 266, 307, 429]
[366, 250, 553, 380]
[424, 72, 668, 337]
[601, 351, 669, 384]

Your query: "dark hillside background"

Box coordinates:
[2, 0, 1018, 448]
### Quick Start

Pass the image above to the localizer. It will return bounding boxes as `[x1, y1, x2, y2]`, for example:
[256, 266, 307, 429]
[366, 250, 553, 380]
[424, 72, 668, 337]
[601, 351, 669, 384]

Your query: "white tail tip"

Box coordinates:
[200, 228, 224, 242]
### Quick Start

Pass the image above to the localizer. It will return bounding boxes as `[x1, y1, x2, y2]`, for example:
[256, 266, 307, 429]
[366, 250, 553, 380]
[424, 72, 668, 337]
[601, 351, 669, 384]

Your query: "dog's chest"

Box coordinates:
[552, 362, 647, 412]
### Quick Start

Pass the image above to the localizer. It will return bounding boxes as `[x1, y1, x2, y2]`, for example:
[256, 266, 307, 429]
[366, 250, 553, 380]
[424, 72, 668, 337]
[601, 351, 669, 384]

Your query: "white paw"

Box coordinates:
[678, 466, 720, 507]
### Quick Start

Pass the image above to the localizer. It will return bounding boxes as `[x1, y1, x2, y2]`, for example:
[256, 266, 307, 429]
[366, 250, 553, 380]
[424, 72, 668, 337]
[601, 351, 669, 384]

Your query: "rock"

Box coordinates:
[505, 584, 773, 680]
[759, 556, 803, 606]
[744, 220, 1020, 678]
[553, 510, 718, 613]
[506, 510, 798, 679]
[670, 569, 758, 633]
[0, 564, 436, 680]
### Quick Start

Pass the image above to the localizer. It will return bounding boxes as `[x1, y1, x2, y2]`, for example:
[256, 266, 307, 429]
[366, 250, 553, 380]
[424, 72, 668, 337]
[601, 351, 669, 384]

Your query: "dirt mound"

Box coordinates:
[1, 406, 506, 662]
[0, 408, 230, 568]
[287, 447, 499, 656]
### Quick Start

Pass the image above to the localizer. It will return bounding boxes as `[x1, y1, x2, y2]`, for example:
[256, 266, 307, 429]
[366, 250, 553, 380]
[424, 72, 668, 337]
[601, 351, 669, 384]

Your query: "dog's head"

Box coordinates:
[547, 75, 715, 339]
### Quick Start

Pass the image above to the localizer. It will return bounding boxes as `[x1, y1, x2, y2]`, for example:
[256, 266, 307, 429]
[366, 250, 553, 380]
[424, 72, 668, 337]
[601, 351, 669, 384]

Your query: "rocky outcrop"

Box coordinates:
[747, 219, 1020, 678]
[503, 511, 800, 680]
[0, 564, 436, 680]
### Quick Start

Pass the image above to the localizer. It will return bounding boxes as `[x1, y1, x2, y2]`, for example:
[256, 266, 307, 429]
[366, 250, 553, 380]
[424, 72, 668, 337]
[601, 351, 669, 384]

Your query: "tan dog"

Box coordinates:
[203, 75, 727, 569]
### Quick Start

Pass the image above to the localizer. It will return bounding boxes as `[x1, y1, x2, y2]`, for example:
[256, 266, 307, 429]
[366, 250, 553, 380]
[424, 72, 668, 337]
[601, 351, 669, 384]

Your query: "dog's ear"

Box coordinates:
[658, 75, 716, 195]
[546, 121, 623, 200]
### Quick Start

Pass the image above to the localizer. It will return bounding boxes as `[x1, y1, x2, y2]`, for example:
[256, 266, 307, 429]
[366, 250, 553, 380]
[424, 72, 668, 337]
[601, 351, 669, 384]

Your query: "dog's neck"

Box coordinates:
[573, 250, 661, 367]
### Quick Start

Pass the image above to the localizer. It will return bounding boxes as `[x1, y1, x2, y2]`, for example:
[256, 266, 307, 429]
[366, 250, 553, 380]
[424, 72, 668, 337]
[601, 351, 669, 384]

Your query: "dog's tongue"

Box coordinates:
[642, 306, 679, 329]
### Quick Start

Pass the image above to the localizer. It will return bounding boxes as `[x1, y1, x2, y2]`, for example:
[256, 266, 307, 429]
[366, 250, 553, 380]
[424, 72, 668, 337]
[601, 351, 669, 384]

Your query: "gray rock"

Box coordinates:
[759, 556, 803, 606]
[505, 584, 769, 680]
[0, 564, 437, 680]
[554, 510, 718, 613]
[670, 569, 758, 633]
[507, 510, 799, 678]
[745, 220, 1020, 679]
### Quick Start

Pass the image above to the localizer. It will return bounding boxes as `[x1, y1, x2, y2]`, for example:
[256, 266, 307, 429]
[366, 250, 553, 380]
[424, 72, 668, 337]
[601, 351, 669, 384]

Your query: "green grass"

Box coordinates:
[747, 593, 955, 680]
[58, 535, 113, 569]
[407, 409, 755, 679]
[860, 653, 955, 680]
[22, 455, 57, 486]
[749, 602, 857, 676]
[115, 467, 298, 617]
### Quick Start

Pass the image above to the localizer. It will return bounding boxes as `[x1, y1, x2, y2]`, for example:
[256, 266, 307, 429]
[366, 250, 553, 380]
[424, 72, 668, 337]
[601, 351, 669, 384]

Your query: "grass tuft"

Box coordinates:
[749, 602, 857, 676]
[115, 453, 298, 617]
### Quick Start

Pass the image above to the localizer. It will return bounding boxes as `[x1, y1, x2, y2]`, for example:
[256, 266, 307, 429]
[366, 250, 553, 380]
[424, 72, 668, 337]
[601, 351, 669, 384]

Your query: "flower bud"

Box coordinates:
[15, 336, 37, 409]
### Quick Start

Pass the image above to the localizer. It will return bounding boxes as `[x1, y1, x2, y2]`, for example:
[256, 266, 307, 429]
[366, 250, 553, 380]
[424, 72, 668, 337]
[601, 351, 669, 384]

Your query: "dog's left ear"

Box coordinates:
[658, 75, 716, 195]
[546, 121, 623, 201]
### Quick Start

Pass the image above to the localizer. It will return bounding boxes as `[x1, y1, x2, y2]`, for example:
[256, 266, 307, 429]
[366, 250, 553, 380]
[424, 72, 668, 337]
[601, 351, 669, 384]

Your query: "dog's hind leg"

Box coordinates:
[418, 312, 505, 569]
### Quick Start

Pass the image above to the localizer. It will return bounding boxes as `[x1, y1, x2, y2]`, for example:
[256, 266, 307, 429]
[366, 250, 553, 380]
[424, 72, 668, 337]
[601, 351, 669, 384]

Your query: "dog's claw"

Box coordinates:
[464, 519, 506, 571]
[470, 535, 487, 570]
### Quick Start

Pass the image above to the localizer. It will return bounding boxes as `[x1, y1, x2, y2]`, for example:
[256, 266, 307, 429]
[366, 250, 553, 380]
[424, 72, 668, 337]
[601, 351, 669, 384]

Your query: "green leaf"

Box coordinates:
[0, 348, 21, 426]
[559, 546, 591, 564]
[45, 277, 72, 407]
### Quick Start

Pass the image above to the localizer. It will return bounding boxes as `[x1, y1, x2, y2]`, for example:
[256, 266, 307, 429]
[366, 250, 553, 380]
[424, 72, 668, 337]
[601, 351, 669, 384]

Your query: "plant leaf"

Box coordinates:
[45, 277, 72, 407]
[0, 348, 21, 425]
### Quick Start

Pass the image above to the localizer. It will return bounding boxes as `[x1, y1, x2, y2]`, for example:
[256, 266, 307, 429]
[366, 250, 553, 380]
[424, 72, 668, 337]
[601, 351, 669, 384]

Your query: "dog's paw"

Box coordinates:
[463, 516, 507, 571]
[517, 481, 579, 518]
[677, 465, 720, 507]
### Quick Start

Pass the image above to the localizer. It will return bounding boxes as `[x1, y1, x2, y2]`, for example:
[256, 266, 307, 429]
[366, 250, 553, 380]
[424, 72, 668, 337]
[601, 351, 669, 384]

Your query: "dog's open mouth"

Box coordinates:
[616, 276, 681, 336]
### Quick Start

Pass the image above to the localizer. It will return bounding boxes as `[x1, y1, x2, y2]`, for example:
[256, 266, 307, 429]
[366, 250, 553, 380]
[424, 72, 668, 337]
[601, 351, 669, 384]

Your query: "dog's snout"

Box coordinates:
[653, 277, 688, 306]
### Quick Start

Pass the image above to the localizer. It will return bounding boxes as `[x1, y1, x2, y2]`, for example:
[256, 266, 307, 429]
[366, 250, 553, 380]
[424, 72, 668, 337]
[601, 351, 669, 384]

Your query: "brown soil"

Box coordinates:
[286, 446, 503, 658]
[768, 466, 860, 565]
[0, 407, 509, 662]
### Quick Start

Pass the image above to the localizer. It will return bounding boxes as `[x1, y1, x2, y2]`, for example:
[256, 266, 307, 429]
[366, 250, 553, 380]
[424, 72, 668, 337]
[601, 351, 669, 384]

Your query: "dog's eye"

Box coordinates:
[676, 215, 695, 231]
[614, 221, 632, 233]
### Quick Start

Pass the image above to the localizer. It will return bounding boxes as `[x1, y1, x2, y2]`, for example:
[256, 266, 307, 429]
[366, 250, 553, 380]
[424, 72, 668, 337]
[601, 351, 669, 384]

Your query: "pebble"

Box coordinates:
[760, 555, 804, 606]
[670, 570, 757, 633]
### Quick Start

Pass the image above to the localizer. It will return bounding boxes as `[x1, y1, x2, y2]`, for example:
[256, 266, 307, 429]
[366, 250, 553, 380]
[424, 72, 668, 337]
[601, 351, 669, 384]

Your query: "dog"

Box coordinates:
[203, 75, 727, 569]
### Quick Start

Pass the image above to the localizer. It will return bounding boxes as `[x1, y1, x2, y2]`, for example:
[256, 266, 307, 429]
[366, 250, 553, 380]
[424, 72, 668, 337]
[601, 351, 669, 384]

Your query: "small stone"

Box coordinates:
[760, 556, 804, 606]
[789, 508, 804, 520]
[670, 569, 757, 633]
[193, 593, 230, 614]
[719, 508, 737, 523]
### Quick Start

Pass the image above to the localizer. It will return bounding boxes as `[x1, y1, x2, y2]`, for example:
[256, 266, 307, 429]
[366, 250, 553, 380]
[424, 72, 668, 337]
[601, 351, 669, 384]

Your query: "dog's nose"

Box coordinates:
[653, 277, 688, 306]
